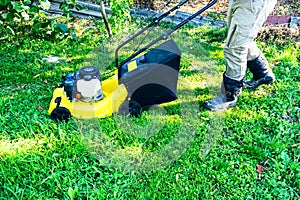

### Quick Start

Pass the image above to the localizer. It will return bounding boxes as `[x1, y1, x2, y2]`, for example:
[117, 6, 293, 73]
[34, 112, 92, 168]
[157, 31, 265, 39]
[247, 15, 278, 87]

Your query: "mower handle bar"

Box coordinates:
[115, 0, 189, 69]
[115, 0, 218, 71]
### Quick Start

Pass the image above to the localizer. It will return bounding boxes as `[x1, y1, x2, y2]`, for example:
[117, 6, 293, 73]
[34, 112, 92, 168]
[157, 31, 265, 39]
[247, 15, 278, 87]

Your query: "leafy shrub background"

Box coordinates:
[0, 0, 134, 40]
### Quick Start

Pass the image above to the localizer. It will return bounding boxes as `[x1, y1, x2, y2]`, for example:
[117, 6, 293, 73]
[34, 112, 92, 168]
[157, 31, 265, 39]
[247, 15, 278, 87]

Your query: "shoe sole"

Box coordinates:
[203, 101, 237, 112]
[244, 76, 275, 89]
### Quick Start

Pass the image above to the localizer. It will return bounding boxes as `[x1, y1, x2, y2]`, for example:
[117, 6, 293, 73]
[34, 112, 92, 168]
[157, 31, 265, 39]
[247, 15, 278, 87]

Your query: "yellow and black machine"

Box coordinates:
[48, 0, 218, 121]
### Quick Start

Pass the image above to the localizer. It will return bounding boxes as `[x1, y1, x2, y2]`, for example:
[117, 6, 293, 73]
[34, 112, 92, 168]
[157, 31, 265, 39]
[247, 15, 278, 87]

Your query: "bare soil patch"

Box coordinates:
[137, 0, 300, 16]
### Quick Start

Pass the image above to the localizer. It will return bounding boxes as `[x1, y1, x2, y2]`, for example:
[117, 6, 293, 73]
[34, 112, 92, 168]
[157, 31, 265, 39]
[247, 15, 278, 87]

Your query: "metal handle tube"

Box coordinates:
[115, 0, 190, 69]
[118, 0, 218, 70]
[167, 0, 218, 35]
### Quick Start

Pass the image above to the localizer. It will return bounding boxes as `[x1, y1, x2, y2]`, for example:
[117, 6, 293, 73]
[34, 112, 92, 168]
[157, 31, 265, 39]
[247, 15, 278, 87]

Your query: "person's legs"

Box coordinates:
[225, 0, 278, 80]
[204, 0, 277, 111]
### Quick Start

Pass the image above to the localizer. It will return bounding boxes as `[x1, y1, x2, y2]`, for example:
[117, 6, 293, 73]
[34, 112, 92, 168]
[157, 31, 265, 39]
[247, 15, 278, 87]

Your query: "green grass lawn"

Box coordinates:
[0, 17, 299, 199]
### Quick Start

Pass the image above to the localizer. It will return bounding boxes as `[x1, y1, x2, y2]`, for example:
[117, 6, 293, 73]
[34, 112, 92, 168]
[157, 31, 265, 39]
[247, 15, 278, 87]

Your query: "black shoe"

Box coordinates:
[244, 55, 275, 89]
[204, 74, 243, 111]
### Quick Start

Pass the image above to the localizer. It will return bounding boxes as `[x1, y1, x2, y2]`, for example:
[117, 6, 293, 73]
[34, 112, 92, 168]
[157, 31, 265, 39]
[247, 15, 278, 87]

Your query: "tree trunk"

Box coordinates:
[99, 0, 112, 37]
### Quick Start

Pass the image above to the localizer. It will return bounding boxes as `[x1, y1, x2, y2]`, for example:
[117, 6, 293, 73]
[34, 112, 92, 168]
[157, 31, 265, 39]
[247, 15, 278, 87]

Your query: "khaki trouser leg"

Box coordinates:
[224, 0, 277, 81]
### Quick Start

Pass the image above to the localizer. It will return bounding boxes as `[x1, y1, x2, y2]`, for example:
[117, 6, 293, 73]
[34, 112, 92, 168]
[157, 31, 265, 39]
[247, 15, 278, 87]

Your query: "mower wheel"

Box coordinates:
[50, 107, 71, 122]
[129, 100, 142, 118]
[119, 100, 142, 118]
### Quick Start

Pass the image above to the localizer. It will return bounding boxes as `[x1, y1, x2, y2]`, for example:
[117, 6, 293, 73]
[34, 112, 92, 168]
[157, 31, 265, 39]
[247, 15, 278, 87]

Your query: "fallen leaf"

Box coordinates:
[38, 106, 45, 111]
[201, 117, 209, 121]
[291, 143, 299, 148]
[22, 85, 27, 89]
[256, 164, 264, 174]
[43, 80, 48, 84]
[34, 74, 40, 78]
[256, 164, 264, 180]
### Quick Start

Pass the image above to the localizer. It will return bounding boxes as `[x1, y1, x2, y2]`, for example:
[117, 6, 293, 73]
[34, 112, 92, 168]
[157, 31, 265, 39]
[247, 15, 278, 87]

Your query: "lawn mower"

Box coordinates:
[48, 0, 218, 121]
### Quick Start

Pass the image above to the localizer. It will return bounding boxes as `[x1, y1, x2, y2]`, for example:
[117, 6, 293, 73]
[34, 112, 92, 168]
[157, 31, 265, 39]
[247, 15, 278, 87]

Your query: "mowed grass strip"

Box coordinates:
[0, 18, 299, 199]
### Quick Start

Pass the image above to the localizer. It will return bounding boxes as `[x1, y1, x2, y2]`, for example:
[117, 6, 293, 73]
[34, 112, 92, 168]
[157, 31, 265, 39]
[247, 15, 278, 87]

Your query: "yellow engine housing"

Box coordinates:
[48, 74, 128, 119]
